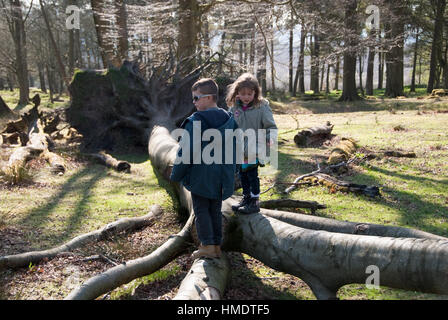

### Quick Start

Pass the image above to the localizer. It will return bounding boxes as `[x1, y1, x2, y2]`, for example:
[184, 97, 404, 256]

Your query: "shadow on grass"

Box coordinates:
[271, 146, 448, 237]
[109, 152, 149, 164]
[18, 166, 107, 244]
[289, 99, 427, 114]
[224, 252, 312, 300]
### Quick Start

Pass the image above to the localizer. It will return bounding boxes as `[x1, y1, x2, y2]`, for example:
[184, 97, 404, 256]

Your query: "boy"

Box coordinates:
[170, 78, 237, 260]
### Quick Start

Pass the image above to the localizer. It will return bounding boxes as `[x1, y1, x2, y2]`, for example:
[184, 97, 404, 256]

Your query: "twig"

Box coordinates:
[283, 156, 359, 194]
[82, 254, 119, 266]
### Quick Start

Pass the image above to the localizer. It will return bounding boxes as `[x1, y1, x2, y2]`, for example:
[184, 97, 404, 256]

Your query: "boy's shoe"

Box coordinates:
[191, 245, 219, 260]
[237, 197, 260, 214]
[231, 195, 251, 212]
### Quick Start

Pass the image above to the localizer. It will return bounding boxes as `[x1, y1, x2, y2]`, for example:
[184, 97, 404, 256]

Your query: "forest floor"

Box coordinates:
[1, 88, 448, 300]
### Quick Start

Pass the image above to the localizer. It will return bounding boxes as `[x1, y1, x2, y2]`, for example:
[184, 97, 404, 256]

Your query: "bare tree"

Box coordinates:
[1, 0, 30, 105]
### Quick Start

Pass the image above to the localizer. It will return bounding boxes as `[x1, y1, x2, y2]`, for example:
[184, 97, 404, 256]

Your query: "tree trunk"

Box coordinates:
[10, 0, 29, 105]
[410, 27, 419, 92]
[427, 0, 447, 93]
[271, 37, 276, 92]
[334, 57, 340, 90]
[289, 27, 293, 94]
[115, 0, 128, 64]
[39, 0, 70, 88]
[38, 65, 47, 93]
[293, 24, 306, 96]
[310, 33, 320, 94]
[384, 1, 405, 98]
[338, 0, 361, 101]
[358, 54, 364, 96]
[177, 0, 201, 74]
[366, 32, 375, 95]
[45, 64, 54, 103]
[90, 0, 118, 68]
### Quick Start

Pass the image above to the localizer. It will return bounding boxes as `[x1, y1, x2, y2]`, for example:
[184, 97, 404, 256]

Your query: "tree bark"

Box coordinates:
[177, 0, 201, 74]
[310, 33, 320, 94]
[224, 211, 448, 299]
[293, 23, 306, 96]
[115, 0, 128, 64]
[289, 27, 293, 94]
[90, 0, 118, 68]
[39, 0, 70, 88]
[427, 0, 446, 93]
[293, 122, 334, 147]
[384, 1, 405, 98]
[338, 0, 361, 101]
[410, 27, 419, 92]
[366, 31, 375, 95]
[334, 56, 340, 91]
[10, 0, 29, 105]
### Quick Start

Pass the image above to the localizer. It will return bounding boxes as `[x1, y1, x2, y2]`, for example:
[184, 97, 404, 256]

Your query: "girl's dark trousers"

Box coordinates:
[240, 166, 260, 197]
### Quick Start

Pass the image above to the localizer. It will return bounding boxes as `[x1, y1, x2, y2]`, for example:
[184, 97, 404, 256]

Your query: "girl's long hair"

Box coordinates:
[226, 73, 263, 107]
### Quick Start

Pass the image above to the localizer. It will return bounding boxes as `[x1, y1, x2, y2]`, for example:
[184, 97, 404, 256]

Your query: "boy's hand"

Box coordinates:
[267, 138, 274, 147]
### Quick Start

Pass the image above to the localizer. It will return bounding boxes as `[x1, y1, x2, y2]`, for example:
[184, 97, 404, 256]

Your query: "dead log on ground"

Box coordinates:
[302, 173, 380, 197]
[2, 95, 67, 175]
[383, 150, 416, 158]
[259, 199, 326, 213]
[86, 151, 131, 173]
[294, 121, 334, 147]
[328, 137, 358, 165]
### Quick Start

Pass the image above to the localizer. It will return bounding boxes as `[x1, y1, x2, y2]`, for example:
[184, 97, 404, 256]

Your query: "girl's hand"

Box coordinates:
[267, 138, 274, 147]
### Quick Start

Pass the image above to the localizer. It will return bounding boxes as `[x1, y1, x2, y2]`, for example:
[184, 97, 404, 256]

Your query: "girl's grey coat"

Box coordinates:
[229, 98, 277, 164]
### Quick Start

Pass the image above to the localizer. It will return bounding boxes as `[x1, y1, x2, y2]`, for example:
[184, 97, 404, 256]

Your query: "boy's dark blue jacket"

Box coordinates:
[170, 107, 238, 200]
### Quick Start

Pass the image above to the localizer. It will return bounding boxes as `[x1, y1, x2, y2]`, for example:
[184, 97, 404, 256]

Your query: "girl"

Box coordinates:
[226, 73, 277, 214]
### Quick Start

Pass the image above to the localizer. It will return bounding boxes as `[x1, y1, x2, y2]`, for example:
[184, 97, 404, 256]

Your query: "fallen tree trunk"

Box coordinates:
[294, 121, 334, 147]
[60, 63, 448, 300]
[0, 205, 163, 271]
[328, 137, 357, 165]
[259, 207, 446, 240]
[259, 199, 326, 213]
[222, 211, 448, 299]
[86, 151, 131, 173]
[173, 254, 230, 300]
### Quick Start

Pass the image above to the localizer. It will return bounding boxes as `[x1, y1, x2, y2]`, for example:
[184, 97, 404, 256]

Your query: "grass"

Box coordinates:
[1, 89, 448, 300]
[0, 88, 70, 113]
[0, 154, 176, 250]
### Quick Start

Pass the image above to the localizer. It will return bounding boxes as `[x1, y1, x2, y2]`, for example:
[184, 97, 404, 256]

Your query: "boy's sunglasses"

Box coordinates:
[192, 94, 214, 102]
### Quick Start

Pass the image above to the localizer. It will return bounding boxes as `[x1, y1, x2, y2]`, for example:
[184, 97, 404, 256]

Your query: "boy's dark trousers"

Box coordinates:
[191, 193, 222, 246]
[240, 166, 260, 197]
